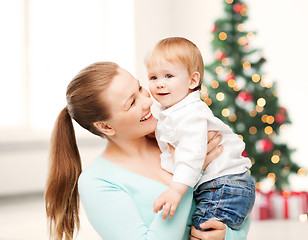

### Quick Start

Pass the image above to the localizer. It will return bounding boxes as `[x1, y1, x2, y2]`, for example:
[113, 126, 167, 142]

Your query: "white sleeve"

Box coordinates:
[172, 110, 208, 187]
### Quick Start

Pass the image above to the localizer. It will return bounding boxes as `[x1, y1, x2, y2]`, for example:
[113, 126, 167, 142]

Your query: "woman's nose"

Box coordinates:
[141, 89, 153, 108]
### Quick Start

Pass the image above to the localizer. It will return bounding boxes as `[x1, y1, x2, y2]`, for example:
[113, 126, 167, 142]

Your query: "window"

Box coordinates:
[0, 0, 135, 136]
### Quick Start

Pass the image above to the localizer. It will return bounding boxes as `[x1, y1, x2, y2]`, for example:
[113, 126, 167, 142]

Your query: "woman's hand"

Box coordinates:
[202, 131, 223, 171]
[190, 220, 226, 240]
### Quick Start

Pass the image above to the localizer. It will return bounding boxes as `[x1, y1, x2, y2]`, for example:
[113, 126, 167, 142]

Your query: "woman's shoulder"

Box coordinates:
[78, 156, 118, 191]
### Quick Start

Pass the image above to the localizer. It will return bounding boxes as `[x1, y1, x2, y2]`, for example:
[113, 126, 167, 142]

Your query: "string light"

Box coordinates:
[271, 155, 280, 164]
[259, 166, 268, 174]
[261, 114, 268, 123]
[216, 92, 225, 101]
[249, 110, 257, 117]
[297, 168, 307, 175]
[249, 126, 257, 135]
[219, 32, 227, 40]
[267, 173, 276, 180]
[222, 58, 230, 66]
[237, 24, 244, 32]
[215, 66, 224, 74]
[273, 150, 281, 156]
[226, 0, 234, 4]
[280, 124, 286, 131]
[204, 97, 212, 106]
[264, 126, 273, 135]
[200, 86, 207, 101]
[256, 105, 264, 113]
[267, 116, 275, 124]
[229, 114, 237, 122]
[233, 85, 241, 91]
[246, 32, 255, 39]
[222, 108, 230, 117]
[242, 61, 251, 69]
[238, 37, 248, 45]
[211, 80, 219, 89]
[257, 98, 266, 107]
[228, 79, 236, 88]
[282, 191, 291, 198]
[252, 74, 260, 83]
[240, 4, 247, 16]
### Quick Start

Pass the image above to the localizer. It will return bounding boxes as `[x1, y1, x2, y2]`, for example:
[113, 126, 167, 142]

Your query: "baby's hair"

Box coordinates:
[146, 37, 204, 90]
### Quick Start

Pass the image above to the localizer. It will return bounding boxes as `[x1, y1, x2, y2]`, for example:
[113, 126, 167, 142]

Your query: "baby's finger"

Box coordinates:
[162, 203, 171, 220]
[153, 199, 164, 213]
[168, 204, 177, 219]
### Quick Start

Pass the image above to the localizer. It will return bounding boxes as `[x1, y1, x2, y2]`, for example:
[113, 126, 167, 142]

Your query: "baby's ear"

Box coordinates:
[189, 72, 201, 90]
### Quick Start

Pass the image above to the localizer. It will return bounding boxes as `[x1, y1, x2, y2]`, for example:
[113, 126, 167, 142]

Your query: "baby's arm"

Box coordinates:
[153, 182, 189, 220]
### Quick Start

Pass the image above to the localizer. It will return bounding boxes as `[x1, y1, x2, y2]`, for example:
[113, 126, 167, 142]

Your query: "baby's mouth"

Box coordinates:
[157, 93, 170, 96]
[140, 112, 152, 122]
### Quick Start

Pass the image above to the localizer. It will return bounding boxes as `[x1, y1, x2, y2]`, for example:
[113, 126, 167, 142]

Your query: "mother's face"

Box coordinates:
[101, 68, 157, 139]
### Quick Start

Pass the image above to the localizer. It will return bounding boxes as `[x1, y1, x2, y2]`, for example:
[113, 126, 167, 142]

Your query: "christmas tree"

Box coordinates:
[201, 0, 304, 190]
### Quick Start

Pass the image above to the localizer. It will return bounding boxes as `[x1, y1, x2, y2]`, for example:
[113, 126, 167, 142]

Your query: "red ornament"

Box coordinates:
[211, 25, 218, 32]
[279, 107, 287, 114]
[275, 112, 286, 124]
[233, 3, 243, 13]
[257, 139, 274, 153]
[237, 91, 253, 102]
[215, 50, 227, 61]
[242, 150, 249, 157]
[226, 73, 235, 82]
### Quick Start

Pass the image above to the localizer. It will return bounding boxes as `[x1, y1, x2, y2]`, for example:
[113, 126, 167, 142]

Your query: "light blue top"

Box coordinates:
[78, 156, 250, 240]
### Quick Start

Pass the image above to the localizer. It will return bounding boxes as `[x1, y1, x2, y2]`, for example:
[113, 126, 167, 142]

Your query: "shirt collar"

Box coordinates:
[160, 91, 201, 116]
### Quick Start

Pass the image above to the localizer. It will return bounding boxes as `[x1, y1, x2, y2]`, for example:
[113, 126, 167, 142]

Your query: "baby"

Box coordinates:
[145, 37, 255, 230]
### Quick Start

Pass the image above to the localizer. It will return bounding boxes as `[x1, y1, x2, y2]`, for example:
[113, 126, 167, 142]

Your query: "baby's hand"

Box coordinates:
[153, 188, 182, 220]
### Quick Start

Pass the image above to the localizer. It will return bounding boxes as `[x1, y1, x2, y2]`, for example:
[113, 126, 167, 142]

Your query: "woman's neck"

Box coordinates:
[103, 135, 156, 163]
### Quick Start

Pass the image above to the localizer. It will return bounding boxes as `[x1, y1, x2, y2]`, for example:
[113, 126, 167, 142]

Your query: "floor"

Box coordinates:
[0, 194, 307, 240]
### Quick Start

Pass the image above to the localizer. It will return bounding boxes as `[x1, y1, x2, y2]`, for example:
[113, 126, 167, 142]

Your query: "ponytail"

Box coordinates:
[45, 61, 119, 239]
[45, 107, 82, 240]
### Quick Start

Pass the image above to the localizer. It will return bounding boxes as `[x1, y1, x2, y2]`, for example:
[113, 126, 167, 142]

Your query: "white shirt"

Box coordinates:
[155, 91, 252, 189]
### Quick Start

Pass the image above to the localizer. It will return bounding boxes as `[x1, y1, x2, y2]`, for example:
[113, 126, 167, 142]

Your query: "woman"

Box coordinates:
[45, 62, 250, 240]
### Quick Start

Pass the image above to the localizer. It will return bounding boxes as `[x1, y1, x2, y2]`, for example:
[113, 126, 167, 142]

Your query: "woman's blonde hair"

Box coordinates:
[45, 62, 119, 240]
[145, 37, 204, 90]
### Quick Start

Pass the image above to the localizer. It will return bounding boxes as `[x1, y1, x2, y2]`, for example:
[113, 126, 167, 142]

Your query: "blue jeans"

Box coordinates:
[192, 171, 255, 230]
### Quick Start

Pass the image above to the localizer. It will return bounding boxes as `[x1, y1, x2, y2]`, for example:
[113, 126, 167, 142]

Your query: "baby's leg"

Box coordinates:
[193, 172, 255, 230]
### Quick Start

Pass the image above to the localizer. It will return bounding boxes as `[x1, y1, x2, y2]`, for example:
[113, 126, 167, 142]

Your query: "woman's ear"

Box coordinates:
[93, 121, 115, 136]
[189, 72, 201, 90]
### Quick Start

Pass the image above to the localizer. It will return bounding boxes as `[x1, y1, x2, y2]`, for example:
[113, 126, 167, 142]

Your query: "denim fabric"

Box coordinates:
[192, 171, 255, 230]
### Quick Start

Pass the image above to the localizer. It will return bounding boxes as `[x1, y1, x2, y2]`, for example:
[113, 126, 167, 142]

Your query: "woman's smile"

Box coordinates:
[140, 111, 153, 122]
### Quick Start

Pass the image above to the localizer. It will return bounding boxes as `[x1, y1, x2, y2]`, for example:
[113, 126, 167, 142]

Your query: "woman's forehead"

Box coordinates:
[104, 68, 139, 106]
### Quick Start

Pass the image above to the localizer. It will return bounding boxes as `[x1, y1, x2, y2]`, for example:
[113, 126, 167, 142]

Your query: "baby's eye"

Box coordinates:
[166, 74, 173, 78]
[150, 76, 157, 80]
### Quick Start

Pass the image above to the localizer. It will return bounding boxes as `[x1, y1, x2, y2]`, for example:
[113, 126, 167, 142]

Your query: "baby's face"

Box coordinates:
[147, 61, 192, 108]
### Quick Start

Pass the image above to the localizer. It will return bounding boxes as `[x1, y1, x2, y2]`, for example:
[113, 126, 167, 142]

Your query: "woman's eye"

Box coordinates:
[166, 74, 173, 78]
[139, 86, 143, 91]
[150, 76, 157, 80]
[130, 99, 135, 106]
